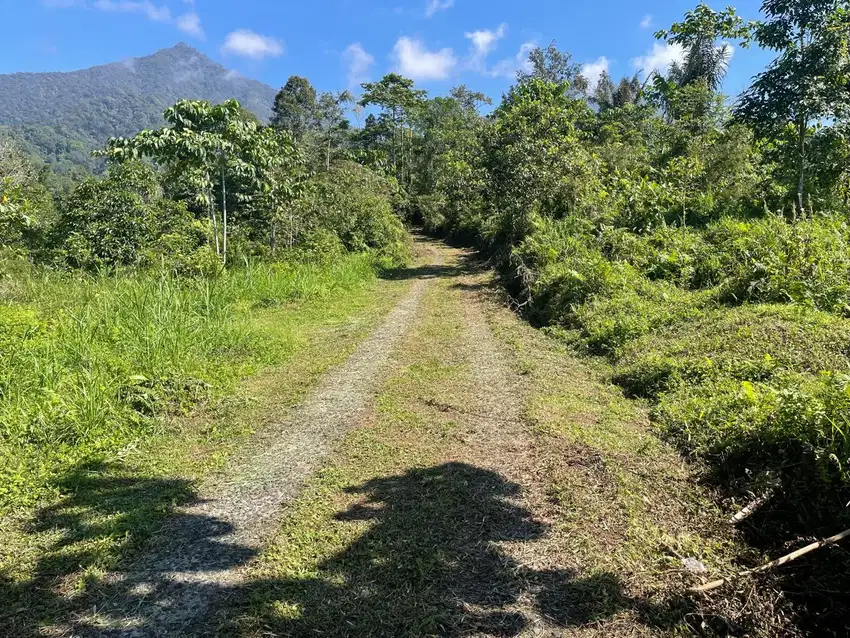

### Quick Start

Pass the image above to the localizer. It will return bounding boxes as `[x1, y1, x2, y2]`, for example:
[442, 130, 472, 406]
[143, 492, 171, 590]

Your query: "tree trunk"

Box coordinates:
[797, 112, 806, 218]
[327, 136, 331, 172]
[221, 164, 228, 264]
[209, 189, 220, 256]
[392, 107, 398, 178]
[796, 28, 806, 218]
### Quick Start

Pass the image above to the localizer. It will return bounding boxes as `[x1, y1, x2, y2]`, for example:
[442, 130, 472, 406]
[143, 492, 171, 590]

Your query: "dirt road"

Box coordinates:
[56, 238, 745, 637]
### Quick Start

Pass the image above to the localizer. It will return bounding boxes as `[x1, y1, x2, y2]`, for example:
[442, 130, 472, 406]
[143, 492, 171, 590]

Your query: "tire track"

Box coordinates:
[62, 244, 440, 637]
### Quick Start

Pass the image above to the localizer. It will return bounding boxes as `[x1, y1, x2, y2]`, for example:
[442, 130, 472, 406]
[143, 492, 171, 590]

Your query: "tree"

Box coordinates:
[271, 76, 318, 141]
[412, 85, 490, 202]
[593, 73, 642, 111]
[100, 100, 298, 264]
[592, 71, 616, 110]
[656, 3, 751, 91]
[612, 75, 643, 108]
[245, 126, 307, 251]
[518, 42, 588, 98]
[0, 136, 54, 249]
[486, 78, 602, 250]
[736, 0, 850, 213]
[360, 74, 426, 185]
[315, 90, 354, 171]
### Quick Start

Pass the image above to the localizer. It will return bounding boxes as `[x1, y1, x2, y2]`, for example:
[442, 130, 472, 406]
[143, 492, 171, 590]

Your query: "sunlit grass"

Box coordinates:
[0, 254, 383, 512]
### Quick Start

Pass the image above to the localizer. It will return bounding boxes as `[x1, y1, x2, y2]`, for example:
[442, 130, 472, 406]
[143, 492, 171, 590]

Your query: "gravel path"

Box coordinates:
[65, 247, 439, 637]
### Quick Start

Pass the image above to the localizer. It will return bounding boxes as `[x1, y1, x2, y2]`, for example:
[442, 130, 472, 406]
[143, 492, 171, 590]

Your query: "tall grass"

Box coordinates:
[514, 213, 850, 521]
[0, 253, 380, 511]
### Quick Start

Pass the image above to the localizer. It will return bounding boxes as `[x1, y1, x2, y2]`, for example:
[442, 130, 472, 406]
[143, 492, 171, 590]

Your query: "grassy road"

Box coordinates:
[3, 237, 785, 636]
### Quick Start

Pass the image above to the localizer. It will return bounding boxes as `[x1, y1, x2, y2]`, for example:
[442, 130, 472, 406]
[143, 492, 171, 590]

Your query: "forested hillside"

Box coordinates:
[0, 43, 276, 175]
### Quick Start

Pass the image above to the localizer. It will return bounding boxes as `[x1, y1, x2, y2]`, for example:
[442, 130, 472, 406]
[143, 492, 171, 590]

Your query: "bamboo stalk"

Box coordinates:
[729, 489, 775, 525]
[691, 528, 850, 593]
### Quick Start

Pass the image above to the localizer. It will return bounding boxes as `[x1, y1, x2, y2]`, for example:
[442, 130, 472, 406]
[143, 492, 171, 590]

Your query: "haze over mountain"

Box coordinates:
[0, 43, 277, 174]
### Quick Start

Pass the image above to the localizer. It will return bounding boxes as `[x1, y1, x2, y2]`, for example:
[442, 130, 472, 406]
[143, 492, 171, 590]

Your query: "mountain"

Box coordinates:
[0, 43, 278, 174]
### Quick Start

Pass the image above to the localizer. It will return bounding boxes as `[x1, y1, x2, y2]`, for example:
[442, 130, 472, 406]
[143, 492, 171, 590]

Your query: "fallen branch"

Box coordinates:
[691, 527, 850, 593]
[729, 489, 775, 525]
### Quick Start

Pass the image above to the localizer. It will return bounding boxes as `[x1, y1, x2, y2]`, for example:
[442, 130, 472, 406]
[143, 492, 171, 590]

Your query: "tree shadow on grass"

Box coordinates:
[0, 460, 246, 638]
[3, 461, 690, 637]
[219, 462, 686, 637]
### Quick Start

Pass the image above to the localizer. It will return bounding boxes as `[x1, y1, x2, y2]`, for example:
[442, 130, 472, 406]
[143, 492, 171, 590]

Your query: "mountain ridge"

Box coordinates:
[0, 44, 278, 174]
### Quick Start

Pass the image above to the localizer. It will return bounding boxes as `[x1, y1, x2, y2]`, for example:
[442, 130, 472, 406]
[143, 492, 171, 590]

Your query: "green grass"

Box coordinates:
[221, 274, 475, 637]
[510, 215, 850, 633]
[225, 255, 784, 636]
[0, 255, 388, 513]
[0, 252, 412, 635]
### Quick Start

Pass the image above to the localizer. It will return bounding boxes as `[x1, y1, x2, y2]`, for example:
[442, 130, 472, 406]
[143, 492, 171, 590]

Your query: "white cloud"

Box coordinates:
[490, 41, 535, 78]
[582, 56, 610, 90]
[92, 0, 170, 22]
[343, 42, 375, 88]
[425, 0, 453, 18]
[223, 29, 284, 60]
[176, 11, 204, 38]
[631, 42, 685, 77]
[392, 36, 456, 81]
[465, 23, 506, 71]
[640, 14, 653, 29]
[44, 0, 205, 38]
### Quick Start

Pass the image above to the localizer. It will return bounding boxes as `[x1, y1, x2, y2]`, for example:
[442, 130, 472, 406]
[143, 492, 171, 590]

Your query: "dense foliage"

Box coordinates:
[383, 0, 850, 571]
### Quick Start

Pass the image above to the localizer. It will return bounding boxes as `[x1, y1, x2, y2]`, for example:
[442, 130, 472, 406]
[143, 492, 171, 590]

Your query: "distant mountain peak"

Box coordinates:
[0, 45, 277, 172]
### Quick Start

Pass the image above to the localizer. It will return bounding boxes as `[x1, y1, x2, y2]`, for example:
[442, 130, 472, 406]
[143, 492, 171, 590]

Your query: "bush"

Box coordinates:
[297, 162, 411, 267]
[601, 225, 720, 288]
[654, 371, 850, 488]
[705, 215, 850, 313]
[48, 162, 208, 272]
[576, 278, 710, 353]
[511, 216, 607, 303]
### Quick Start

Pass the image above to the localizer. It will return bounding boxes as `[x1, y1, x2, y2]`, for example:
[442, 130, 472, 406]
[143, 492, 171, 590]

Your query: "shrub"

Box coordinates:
[576, 279, 710, 353]
[48, 162, 207, 272]
[297, 162, 410, 267]
[654, 372, 850, 488]
[511, 215, 617, 324]
[706, 215, 850, 314]
[601, 225, 720, 289]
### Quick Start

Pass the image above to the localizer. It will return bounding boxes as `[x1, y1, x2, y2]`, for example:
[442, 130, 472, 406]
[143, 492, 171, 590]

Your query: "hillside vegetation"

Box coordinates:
[393, 3, 850, 630]
[0, 44, 276, 176]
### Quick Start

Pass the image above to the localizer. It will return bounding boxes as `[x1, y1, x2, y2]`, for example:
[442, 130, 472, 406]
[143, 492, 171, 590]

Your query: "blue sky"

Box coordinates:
[1, 0, 775, 101]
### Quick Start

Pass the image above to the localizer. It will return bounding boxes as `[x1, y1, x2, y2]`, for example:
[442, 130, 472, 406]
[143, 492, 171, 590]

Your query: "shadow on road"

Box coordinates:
[215, 462, 688, 637]
[1, 461, 200, 636]
[2, 460, 690, 637]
